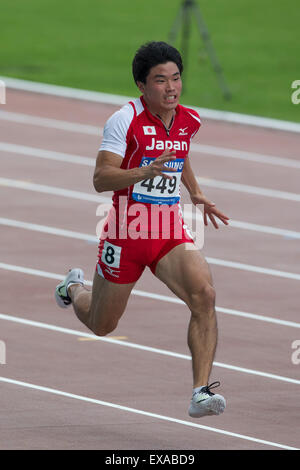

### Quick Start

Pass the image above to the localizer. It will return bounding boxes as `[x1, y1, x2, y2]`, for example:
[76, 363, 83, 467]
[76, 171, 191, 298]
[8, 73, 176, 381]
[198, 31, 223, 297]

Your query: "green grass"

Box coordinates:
[1, 0, 299, 121]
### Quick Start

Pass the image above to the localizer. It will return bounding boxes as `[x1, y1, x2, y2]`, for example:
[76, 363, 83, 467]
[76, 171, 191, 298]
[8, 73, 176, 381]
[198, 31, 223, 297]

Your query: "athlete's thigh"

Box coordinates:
[89, 270, 136, 329]
[154, 243, 214, 306]
[94, 235, 146, 327]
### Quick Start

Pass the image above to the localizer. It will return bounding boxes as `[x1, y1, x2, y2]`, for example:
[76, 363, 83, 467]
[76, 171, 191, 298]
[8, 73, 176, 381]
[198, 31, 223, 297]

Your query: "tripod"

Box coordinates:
[168, 0, 232, 100]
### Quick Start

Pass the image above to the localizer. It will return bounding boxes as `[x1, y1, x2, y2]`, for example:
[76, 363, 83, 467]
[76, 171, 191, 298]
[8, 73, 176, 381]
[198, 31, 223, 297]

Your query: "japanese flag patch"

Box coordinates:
[143, 126, 156, 135]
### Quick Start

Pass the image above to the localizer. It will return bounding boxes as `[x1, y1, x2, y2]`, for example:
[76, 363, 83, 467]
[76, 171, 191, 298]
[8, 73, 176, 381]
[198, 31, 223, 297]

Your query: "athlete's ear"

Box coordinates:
[136, 81, 145, 94]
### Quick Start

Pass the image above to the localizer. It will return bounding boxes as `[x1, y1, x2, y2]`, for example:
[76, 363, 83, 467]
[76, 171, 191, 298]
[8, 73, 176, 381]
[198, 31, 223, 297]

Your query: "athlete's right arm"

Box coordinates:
[93, 150, 177, 193]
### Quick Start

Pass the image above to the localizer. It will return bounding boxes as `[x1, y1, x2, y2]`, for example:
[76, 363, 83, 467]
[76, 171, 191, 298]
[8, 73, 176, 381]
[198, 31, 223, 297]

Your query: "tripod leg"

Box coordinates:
[181, 3, 192, 93]
[168, 5, 184, 44]
[193, 4, 232, 100]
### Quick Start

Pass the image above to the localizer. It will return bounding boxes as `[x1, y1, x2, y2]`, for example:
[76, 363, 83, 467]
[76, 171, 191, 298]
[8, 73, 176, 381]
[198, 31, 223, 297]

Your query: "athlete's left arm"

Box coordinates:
[182, 156, 230, 229]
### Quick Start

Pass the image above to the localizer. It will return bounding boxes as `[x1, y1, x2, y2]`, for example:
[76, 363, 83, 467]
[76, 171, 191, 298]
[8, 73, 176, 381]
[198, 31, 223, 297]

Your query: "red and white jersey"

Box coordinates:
[99, 96, 201, 207]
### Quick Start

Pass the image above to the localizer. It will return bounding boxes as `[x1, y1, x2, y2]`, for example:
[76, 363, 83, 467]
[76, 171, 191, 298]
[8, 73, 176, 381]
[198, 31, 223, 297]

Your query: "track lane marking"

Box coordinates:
[0, 261, 299, 328]
[0, 312, 299, 385]
[0, 376, 297, 450]
[196, 176, 300, 202]
[1, 211, 300, 281]
[2, 137, 300, 169]
[0, 111, 100, 135]
[2, 141, 300, 201]
[1, 171, 300, 239]
[2, 77, 300, 132]
[1, 205, 300, 243]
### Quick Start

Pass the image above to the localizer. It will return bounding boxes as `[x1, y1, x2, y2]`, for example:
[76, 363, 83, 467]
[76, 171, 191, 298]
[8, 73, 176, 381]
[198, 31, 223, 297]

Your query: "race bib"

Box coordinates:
[132, 157, 184, 205]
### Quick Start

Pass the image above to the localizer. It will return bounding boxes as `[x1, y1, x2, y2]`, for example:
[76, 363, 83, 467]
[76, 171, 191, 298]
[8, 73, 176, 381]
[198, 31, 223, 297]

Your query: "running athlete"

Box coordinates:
[55, 41, 229, 418]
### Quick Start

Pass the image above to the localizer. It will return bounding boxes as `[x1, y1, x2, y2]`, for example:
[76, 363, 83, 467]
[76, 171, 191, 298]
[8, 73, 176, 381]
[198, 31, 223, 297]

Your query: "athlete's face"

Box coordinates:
[137, 61, 182, 120]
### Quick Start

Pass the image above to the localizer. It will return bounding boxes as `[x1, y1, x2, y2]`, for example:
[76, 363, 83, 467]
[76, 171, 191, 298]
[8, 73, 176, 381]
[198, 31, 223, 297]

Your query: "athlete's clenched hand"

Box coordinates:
[142, 150, 177, 180]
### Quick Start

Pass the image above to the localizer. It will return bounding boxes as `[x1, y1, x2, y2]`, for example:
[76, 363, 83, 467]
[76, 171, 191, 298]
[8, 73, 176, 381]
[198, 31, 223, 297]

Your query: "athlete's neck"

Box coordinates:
[155, 112, 175, 131]
[142, 97, 175, 129]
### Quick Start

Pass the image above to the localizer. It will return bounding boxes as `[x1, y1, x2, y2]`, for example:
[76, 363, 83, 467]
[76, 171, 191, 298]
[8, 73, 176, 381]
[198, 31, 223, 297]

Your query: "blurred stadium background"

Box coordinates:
[0, 0, 299, 121]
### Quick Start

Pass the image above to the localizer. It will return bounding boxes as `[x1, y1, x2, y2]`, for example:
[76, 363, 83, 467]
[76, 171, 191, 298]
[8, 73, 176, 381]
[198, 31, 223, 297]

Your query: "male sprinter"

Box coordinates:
[55, 42, 229, 418]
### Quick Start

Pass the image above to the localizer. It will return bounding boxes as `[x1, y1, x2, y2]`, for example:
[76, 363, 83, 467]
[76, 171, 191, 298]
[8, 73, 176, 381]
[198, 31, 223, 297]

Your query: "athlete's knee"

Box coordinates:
[188, 283, 216, 316]
[92, 325, 116, 337]
[91, 318, 119, 337]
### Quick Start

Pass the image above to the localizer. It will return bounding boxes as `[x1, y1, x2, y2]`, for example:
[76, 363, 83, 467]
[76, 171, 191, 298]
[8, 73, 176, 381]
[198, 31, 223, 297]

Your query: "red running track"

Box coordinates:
[0, 89, 299, 450]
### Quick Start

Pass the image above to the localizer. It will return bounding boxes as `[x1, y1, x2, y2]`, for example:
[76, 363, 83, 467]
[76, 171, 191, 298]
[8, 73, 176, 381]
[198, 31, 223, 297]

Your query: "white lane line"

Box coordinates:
[2, 142, 300, 238]
[0, 254, 298, 329]
[1, 112, 300, 169]
[191, 143, 300, 170]
[2, 138, 300, 171]
[0, 376, 297, 450]
[0, 217, 96, 242]
[0, 142, 96, 165]
[227, 219, 300, 240]
[2, 140, 300, 202]
[2, 175, 300, 242]
[3, 75, 300, 134]
[1, 176, 300, 280]
[206, 257, 300, 281]
[0, 312, 299, 385]
[0, 111, 100, 135]
[1, 210, 300, 282]
[196, 176, 300, 202]
[0, 216, 296, 250]
[0, 176, 104, 203]
[1, 216, 299, 250]
[2, 170, 300, 221]
[215, 306, 300, 329]
[1, 216, 300, 284]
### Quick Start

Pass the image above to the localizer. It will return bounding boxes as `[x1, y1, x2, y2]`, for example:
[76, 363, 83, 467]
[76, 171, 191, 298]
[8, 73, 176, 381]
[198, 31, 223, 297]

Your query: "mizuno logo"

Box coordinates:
[179, 127, 188, 135]
[104, 266, 120, 277]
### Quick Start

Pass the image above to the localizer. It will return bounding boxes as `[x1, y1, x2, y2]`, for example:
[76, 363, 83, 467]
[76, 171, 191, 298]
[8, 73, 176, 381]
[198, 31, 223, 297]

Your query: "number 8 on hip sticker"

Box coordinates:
[101, 241, 122, 268]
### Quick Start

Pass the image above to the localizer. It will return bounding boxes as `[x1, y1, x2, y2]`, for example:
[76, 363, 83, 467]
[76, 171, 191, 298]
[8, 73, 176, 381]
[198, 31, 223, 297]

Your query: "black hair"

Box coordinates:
[132, 41, 183, 84]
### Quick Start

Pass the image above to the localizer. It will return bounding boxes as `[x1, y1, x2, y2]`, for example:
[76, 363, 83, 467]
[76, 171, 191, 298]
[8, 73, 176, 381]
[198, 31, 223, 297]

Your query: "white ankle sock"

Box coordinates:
[193, 385, 206, 394]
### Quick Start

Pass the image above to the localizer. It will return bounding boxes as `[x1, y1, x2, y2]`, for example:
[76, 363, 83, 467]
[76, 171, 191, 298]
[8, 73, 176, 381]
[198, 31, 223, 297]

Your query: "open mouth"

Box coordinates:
[165, 95, 177, 103]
